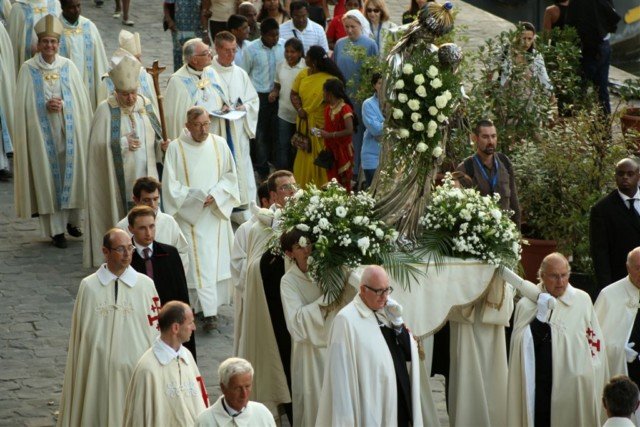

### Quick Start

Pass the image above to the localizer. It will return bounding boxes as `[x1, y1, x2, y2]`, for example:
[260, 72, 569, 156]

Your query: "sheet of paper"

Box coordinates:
[208, 109, 247, 121]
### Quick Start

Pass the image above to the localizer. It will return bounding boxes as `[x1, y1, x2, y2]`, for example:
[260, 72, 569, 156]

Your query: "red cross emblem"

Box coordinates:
[586, 327, 601, 356]
[147, 296, 161, 330]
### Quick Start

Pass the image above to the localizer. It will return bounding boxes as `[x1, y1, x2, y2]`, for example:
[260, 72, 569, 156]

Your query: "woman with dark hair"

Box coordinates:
[319, 78, 356, 191]
[290, 46, 344, 188]
[500, 22, 553, 94]
[257, 0, 290, 24]
[401, 0, 428, 24]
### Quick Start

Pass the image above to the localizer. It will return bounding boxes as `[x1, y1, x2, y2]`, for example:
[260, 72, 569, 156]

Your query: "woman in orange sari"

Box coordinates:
[290, 46, 345, 189]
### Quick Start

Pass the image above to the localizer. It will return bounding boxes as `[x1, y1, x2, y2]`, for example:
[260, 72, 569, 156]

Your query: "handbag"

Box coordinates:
[291, 119, 312, 153]
[314, 149, 335, 169]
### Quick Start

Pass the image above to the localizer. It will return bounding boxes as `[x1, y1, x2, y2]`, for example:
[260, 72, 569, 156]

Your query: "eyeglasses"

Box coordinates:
[189, 121, 211, 128]
[366, 8, 381, 13]
[277, 183, 298, 191]
[363, 284, 393, 296]
[544, 272, 570, 281]
[194, 49, 213, 57]
[108, 245, 135, 255]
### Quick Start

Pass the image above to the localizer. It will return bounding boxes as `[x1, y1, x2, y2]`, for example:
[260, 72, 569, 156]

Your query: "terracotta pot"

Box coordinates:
[621, 107, 640, 144]
[520, 238, 558, 282]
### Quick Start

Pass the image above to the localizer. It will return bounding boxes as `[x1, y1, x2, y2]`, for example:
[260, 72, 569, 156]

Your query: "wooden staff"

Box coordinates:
[146, 60, 168, 141]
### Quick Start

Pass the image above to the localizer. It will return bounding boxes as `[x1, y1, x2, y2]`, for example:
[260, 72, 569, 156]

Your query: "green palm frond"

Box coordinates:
[414, 229, 453, 273]
[378, 250, 425, 293]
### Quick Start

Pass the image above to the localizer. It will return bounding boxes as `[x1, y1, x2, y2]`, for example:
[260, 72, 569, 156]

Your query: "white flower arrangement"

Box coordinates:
[271, 180, 404, 302]
[419, 173, 522, 268]
[416, 142, 428, 152]
[387, 51, 459, 158]
[411, 112, 422, 123]
[432, 146, 443, 157]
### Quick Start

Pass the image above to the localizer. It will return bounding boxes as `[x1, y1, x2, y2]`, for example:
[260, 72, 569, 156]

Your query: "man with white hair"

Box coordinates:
[317, 265, 438, 426]
[508, 252, 609, 426]
[195, 357, 275, 426]
[596, 247, 640, 424]
[84, 54, 166, 267]
[123, 301, 207, 427]
[164, 37, 223, 140]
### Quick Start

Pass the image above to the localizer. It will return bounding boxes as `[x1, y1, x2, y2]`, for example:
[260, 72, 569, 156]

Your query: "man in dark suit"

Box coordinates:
[127, 205, 197, 360]
[590, 158, 640, 293]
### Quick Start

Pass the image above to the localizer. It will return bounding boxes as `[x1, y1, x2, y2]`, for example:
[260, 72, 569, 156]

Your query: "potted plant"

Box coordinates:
[615, 78, 640, 144]
[511, 108, 628, 295]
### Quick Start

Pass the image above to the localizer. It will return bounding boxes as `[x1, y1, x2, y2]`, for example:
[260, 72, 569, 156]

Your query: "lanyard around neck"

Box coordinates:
[473, 154, 499, 192]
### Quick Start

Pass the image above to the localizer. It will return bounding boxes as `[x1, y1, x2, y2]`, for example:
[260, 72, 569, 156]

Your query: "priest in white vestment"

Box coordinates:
[237, 171, 297, 419]
[280, 228, 356, 427]
[596, 247, 640, 425]
[163, 106, 240, 327]
[13, 15, 91, 248]
[317, 265, 439, 427]
[96, 30, 158, 111]
[0, 23, 15, 179]
[58, 0, 108, 109]
[57, 228, 160, 427]
[210, 31, 259, 223]
[115, 176, 190, 273]
[196, 357, 276, 427]
[165, 38, 223, 140]
[8, 0, 60, 73]
[84, 54, 164, 267]
[507, 253, 609, 427]
[231, 181, 272, 354]
[123, 301, 208, 427]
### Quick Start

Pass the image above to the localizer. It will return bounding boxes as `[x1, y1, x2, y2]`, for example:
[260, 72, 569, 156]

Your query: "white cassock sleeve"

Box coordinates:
[281, 281, 327, 345]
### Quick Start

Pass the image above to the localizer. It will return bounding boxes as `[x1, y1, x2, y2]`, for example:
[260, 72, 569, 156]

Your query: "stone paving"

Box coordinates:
[1, 0, 636, 425]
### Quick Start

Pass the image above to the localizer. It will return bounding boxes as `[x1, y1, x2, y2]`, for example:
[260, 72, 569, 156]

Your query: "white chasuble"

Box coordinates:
[595, 277, 640, 424]
[507, 284, 609, 427]
[163, 132, 240, 316]
[281, 263, 355, 427]
[13, 54, 91, 222]
[123, 340, 208, 427]
[210, 59, 258, 217]
[196, 397, 276, 427]
[231, 214, 257, 355]
[0, 23, 15, 171]
[57, 265, 160, 427]
[58, 15, 108, 110]
[8, 0, 60, 73]
[316, 294, 436, 427]
[83, 94, 160, 267]
[238, 216, 291, 417]
[165, 64, 224, 140]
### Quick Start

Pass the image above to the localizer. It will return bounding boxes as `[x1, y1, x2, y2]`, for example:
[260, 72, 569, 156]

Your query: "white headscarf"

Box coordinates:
[343, 9, 372, 38]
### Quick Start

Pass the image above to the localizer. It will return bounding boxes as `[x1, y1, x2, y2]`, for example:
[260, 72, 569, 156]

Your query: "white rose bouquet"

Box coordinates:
[418, 173, 522, 268]
[271, 180, 410, 302]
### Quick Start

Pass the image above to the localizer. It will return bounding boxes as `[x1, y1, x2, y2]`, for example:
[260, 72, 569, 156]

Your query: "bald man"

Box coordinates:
[507, 253, 608, 427]
[596, 247, 640, 424]
[317, 265, 437, 426]
[591, 158, 640, 292]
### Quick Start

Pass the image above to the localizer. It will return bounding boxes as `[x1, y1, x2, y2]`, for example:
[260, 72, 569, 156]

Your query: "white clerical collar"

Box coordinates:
[221, 398, 246, 416]
[152, 337, 190, 365]
[61, 15, 80, 27]
[619, 189, 640, 202]
[186, 65, 204, 77]
[96, 264, 138, 287]
[353, 293, 376, 319]
[133, 239, 154, 258]
[213, 57, 234, 70]
[36, 53, 60, 70]
[540, 283, 576, 306]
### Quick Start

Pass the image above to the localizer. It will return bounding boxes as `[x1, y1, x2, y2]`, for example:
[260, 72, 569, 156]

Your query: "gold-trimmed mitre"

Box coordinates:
[108, 55, 140, 91]
[35, 15, 63, 39]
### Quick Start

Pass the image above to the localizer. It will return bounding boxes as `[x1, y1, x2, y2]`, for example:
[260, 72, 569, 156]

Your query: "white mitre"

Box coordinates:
[35, 14, 63, 39]
[108, 55, 141, 91]
[118, 29, 141, 57]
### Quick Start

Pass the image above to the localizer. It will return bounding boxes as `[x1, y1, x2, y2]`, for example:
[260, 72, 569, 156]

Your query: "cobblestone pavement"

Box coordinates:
[2, 0, 634, 425]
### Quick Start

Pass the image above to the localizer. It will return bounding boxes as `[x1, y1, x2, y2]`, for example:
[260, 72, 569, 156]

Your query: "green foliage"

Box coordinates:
[511, 107, 629, 272]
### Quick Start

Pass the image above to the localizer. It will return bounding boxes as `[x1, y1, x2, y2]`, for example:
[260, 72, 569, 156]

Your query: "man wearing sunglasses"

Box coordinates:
[317, 265, 437, 426]
[591, 158, 640, 292]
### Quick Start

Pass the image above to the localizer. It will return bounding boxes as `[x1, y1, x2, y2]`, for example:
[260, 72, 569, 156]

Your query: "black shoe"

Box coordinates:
[52, 234, 68, 248]
[0, 169, 11, 181]
[202, 315, 218, 332]
[95, 0, 104, 6]
[67, 223, 83, 237]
